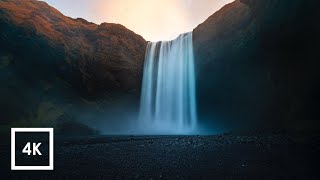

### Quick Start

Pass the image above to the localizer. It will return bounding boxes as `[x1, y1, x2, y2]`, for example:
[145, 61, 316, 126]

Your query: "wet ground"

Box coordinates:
[1, 134, 319, 179]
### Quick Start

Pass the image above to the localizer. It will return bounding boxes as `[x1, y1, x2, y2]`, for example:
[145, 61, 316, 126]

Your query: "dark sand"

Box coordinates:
[1, 134, 319, 179]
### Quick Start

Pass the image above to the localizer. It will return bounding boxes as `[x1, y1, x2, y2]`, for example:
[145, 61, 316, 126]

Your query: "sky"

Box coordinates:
[42, 0, 233, 41]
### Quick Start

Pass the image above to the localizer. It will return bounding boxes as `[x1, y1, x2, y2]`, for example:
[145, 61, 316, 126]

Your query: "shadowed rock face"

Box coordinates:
[0, 0, 147, 127]
[193, 0, 320, 131]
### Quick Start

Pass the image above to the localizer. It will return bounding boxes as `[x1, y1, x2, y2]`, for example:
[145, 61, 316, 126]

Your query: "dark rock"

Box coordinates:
[193, 0, 320, 132]
[0, 0, 147, 127]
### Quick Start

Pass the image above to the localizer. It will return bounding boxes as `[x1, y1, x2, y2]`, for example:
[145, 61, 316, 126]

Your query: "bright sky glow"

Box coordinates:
[42, 0, 233, 41]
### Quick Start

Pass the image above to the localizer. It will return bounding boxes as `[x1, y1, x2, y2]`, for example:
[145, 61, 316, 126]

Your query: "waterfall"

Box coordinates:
[139, 32, 197, 134]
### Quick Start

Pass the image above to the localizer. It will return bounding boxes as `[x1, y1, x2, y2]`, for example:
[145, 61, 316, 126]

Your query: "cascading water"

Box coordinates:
[139, 32, 197, 134]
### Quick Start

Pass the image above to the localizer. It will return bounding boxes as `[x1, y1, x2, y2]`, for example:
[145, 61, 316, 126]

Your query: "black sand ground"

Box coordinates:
[1, 134, 319, 179]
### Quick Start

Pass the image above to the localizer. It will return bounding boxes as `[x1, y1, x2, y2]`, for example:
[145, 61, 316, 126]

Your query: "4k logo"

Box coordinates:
[22, 142, 42, 155]
[11, 128, 54, 170]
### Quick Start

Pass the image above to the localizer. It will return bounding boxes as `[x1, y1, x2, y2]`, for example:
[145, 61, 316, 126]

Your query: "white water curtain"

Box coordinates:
[139, 32, 197, 134]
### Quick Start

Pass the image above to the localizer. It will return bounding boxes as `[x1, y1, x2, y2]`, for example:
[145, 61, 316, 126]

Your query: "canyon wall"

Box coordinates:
[193, 0, 320, 131]
[0, 0, 147, 132]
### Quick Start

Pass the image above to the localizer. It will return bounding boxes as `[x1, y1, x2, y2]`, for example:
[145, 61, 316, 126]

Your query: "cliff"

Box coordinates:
[1, 0, 319, 133]
[193, 0, 320, 131]
[0, 0, 147, 130]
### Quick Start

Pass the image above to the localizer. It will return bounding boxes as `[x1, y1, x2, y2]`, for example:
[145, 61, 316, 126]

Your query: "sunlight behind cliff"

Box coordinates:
[41, 0, 233, 41]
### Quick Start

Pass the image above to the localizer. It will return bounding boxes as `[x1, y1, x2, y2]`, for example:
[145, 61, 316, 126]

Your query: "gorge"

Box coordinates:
[0, 0, 319, 178]
[0, 0, 319, 135]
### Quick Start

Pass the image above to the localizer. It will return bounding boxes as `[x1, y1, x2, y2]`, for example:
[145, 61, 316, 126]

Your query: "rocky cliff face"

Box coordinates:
[0, 0, 147, 94]
[193, 0, 320, 131]
[1, 0, 319, 133]
[0, 0, 147, 130]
